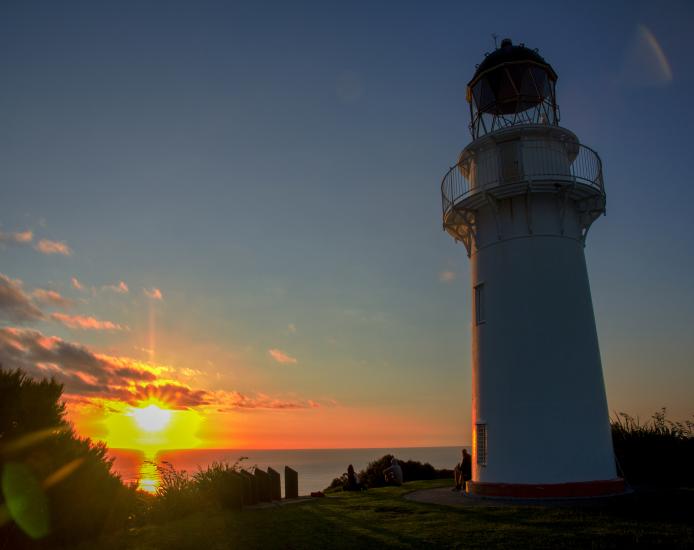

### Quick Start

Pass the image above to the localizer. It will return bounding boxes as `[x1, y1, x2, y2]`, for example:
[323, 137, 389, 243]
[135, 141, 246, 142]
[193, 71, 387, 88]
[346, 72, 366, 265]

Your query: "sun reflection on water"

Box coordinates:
[138, 452, 160, 493]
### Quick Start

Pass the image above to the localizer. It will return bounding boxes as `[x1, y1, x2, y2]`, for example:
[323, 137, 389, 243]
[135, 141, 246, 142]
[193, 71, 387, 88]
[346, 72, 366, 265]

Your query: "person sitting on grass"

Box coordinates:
[453, 448, 472, 492]
[383, 458, 403, 486]
[344, 464, 364, 491]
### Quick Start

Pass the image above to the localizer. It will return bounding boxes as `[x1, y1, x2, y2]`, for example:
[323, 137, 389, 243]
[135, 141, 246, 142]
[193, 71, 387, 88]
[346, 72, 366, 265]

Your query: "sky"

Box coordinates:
[1, 0, 693, 451]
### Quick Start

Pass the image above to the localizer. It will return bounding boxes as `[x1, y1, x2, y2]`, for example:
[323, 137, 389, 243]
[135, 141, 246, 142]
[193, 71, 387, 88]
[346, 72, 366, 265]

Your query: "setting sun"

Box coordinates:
[132, 404, 172, 432]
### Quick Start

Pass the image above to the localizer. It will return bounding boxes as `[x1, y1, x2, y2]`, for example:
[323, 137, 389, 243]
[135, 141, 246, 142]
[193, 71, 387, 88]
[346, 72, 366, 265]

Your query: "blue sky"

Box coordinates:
[1, 0, 692, 447]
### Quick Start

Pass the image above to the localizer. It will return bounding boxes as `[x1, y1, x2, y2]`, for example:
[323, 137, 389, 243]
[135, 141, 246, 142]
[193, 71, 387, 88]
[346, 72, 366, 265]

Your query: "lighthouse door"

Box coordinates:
[498, 139, 521, 183]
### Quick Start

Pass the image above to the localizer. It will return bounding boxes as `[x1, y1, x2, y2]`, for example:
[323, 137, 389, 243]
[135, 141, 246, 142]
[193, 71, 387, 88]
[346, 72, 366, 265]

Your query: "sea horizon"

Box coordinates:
[108, 445, 469, 495]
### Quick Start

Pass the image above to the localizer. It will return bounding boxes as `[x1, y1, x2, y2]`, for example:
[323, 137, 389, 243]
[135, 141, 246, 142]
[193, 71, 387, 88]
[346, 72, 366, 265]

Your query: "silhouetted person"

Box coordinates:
[383, 458, 403, 485]
[344, 464, 362, 491]
[453, 449, 472, 491]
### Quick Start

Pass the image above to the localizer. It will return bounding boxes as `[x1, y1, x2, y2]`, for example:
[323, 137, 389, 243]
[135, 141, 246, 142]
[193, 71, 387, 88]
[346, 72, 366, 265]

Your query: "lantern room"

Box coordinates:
[467, 38, 559, 138]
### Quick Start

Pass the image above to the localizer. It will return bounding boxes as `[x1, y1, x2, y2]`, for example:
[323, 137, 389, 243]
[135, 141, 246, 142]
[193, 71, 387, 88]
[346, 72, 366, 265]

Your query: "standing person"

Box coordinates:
[383, 458, 404, 485]
[453, 449, 472, 491]
[344, 464, 362, 491]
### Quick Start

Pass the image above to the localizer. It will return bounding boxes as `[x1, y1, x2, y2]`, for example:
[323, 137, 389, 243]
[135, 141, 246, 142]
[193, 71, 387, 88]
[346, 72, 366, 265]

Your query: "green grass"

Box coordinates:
[78, 480, 693, 549]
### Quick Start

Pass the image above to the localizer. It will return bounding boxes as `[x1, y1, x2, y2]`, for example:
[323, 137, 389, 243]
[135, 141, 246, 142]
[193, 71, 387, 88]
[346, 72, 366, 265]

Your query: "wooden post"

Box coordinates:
[284, 466, 298, 499]
[240, 470, 258, 505]
[226, 471, 244, 510]
[255, 469, 272, 502]
[267, 467, 281, 500]
[238, 470, 252, 506]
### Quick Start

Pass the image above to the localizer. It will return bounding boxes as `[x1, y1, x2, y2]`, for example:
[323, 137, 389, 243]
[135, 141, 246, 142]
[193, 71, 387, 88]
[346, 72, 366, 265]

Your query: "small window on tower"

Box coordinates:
[476, 423, 488, 465]
[474, 283, 485, 325]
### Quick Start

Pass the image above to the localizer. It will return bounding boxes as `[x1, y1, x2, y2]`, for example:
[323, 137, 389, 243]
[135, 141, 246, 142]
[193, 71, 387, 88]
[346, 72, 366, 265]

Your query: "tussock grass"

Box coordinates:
[612, 408, 694, 487]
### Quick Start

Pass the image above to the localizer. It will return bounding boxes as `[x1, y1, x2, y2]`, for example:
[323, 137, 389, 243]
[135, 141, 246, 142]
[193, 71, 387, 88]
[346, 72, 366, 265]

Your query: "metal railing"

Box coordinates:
[441, 140, 604, 218]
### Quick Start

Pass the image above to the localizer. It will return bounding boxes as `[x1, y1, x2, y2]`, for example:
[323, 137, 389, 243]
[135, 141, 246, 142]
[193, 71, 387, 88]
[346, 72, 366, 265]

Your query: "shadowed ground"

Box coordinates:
[404, 486, 635, 508]
[77, 479, 693, 549]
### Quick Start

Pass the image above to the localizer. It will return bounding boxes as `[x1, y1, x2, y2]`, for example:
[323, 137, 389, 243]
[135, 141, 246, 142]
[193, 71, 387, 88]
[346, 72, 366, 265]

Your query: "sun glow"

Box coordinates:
[100, 400, 203, 452]
[132, 404, 172, 432]
[94, 401, 204, 493]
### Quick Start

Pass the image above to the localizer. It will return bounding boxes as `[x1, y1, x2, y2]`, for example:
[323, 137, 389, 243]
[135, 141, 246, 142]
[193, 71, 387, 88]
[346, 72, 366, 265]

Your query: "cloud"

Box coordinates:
[0, 327, 321, 412]
[32, 288, 73, 308]
[50, 313, 125, 331]
[0, 273, 45, 323]
[209, 390, 322, 411]
[102, 281, 129, 294]
[268, 348, 298, 365]
[0, 229, 33, 245]
[0, 327, 155, 397]
[0, 327, 116, 394]
[111, 382, 210, 409]
[71, 277, 85, 291]
[35, 239, 72, 256]
[143, 287, 163, 300]
[439, 270, 456, 283]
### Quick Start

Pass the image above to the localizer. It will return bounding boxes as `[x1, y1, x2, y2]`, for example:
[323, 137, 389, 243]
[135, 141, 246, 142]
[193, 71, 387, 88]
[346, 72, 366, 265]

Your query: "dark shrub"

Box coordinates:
[340, 454, 452, 490]
[149, 459, 248, 522]
[148, 462, 200, 522]
[0, 368, 137, 548]
[193, 460, 246, 510]
[356, 454, 395, 489]
[612, 409, 693, 488]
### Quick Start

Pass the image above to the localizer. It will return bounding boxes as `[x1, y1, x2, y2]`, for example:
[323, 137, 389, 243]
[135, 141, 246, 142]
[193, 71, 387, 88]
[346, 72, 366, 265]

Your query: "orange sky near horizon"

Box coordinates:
[67, 396, 461, 452]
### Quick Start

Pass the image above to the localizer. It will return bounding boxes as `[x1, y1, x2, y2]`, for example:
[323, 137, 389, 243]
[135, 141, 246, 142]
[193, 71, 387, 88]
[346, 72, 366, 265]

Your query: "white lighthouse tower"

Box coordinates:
[442, 39, 624, 498]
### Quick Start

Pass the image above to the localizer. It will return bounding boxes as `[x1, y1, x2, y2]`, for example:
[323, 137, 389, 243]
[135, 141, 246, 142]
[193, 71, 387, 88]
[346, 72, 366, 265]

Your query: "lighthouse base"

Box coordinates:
[466, 478, 626, 499]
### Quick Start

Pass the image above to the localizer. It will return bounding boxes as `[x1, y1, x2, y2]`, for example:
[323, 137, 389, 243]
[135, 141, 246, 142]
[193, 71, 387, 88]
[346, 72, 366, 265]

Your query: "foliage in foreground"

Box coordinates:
[148, 459, 249, 522]
[611, 408, 694, 487]
[0, 368, 139, 549]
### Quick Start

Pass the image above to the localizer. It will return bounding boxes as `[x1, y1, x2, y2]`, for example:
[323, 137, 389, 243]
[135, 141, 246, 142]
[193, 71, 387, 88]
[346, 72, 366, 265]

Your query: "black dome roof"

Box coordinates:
[469, 39, 557, 86]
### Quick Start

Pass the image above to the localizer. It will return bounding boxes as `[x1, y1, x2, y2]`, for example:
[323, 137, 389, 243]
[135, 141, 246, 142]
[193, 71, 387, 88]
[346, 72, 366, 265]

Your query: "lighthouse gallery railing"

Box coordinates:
[441, 140, 604, 218]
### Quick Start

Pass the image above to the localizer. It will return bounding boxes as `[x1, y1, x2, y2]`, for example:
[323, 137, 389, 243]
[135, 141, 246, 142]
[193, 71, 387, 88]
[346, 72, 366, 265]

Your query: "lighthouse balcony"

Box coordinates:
[441, 126, 605, 234]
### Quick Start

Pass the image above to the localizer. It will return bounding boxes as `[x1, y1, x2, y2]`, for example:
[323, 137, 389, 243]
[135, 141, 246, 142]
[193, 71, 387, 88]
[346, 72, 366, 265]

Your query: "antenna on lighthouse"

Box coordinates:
[438, 39, 623, 499]
[491, 33, 498, 49]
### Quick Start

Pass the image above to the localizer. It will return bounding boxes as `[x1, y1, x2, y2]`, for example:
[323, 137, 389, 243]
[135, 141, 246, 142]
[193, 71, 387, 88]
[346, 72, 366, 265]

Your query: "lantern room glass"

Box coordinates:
[468, 59, 559, 139]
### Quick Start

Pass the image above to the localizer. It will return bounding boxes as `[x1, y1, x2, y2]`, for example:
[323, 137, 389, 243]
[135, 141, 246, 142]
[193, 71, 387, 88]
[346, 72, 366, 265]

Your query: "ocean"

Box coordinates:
[108, 447, 465, 496]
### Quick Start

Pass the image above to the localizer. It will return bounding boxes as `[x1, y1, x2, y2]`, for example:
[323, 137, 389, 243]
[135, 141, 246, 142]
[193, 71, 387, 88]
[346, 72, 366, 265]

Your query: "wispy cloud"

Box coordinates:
[439, 270, 456, 283]
[71, 277, 85, 291]
[0, 230, 73, 257]
[143, 287, 163, 300]
[0, 273, 45, 323]
[50, 313, 125, 331]
[35, 239, 72, 256]
[0, 327, 157, 398]
[0, 229, 33, 245]
[0, 327, 321, 411]
[268, 348, 298, 365]
[210, 390, 320, 411]
[32, 288, 73, 308]
[102, 281, 128, 294]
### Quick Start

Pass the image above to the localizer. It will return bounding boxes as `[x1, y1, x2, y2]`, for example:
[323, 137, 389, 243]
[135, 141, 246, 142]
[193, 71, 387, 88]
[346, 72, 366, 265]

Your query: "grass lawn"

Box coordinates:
[82, 479, 693, 549]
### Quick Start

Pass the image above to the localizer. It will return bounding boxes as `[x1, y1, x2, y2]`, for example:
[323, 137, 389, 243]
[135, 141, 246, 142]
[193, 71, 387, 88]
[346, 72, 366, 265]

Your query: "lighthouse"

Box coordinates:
[441, 39, 624, 498]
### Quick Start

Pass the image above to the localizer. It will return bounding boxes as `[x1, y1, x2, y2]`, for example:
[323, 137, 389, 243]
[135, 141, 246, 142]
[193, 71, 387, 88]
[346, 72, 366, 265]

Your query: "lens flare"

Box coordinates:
[1, 462, 50, 539]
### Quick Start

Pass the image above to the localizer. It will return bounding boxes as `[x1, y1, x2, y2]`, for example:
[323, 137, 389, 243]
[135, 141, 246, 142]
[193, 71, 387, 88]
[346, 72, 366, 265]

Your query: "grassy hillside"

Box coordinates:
[78, 479, 693, 549]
